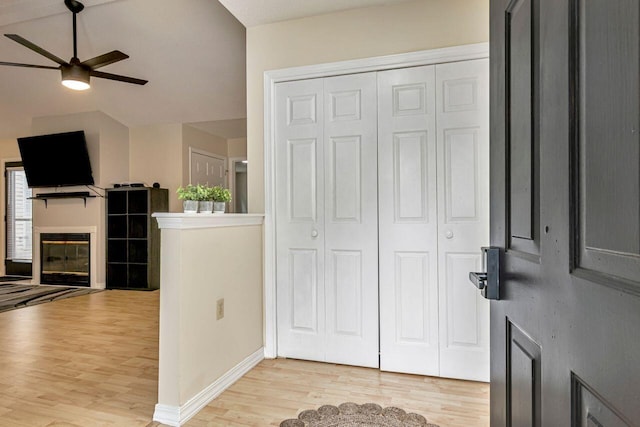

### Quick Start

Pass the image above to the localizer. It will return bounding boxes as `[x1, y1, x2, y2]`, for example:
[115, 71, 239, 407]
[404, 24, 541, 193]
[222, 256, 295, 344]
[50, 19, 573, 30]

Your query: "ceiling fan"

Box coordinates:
[0, 0, 147, 90]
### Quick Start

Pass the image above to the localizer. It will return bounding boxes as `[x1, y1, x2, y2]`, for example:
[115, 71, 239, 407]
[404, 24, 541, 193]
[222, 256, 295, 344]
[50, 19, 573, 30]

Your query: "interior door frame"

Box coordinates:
[228, 156, 247, 213]
[263, 42, 490, 358]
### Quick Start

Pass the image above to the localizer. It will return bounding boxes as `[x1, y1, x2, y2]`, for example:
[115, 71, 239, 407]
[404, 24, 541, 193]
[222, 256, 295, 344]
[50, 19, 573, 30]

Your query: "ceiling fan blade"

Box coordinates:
[90, 70, 148, 85]
[0, 61, 59, 70]
[4, 34, 67, 66]
[81, 50, 129, 70]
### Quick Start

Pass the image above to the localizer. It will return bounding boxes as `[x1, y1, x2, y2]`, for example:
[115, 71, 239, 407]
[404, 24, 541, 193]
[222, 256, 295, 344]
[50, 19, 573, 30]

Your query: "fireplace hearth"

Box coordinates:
[40, 233, 90, 286]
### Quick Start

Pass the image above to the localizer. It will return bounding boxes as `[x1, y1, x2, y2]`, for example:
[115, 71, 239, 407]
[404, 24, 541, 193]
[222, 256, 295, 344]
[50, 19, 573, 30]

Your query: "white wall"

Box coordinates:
[227, 137, 247, 158]
[129, 124, 183, 212]
[129, 124, 238, 213]
[246, 0, 489, 212]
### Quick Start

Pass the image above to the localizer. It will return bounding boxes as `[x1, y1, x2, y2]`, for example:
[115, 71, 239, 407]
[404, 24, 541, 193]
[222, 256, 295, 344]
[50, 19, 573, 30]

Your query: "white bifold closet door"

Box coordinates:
[275, 72, 379, 368]
[378, 59, 490, 381]
[377, 65, 440, 376]
[435, 59, 490, 381]
[275, 58, 489, 381]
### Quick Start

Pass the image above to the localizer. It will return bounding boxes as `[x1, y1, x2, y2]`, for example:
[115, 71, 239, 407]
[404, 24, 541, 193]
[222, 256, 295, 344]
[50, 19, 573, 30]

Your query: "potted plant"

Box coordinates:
[210, 186, 231, 214]
[196, 184, 214, 213]
[176, 184, 198, 213]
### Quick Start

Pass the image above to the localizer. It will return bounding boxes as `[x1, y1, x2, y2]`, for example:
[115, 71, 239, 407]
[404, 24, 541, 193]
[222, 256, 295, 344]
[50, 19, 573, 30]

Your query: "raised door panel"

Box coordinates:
[330, 136, 361, 222]
[435, 58, 490, 382]
[288, 139, 317, 221]
[506, 0, 540, 258]
[324, 72, 379, 368]
[378, 65, 439, 376]
[289, 249, 319, 332]
[573, 0, 640, 290]
[508, 322, 541, 427]
[572, 375, 632, 427]
[331, 250, 362, 336]
[394, 132, 430, 222]
[275, 78, 326, 361]
[394, 252, 434, 344]
[443, 254, 483, 346]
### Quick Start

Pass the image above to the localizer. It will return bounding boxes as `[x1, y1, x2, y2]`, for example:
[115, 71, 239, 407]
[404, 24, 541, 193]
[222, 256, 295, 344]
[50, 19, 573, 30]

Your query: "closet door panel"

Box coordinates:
[275, 78, 327, 361]
[436, 58, 490, 381]
[378, 65, 440, 376]
[324, 72, 379, 368]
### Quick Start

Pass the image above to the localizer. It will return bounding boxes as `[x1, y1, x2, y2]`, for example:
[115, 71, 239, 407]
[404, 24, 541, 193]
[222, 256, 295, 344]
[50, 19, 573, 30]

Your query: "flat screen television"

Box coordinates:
[17, 131, 94, 188]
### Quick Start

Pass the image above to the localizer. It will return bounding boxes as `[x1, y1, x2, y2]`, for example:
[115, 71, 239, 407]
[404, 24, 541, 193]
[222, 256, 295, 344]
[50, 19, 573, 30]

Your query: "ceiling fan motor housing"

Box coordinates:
[61, 60, 90, 89]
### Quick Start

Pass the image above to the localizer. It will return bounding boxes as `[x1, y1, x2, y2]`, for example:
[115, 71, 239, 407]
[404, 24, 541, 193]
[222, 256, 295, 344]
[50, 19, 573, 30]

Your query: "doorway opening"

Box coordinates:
[229, 158, 248, 213]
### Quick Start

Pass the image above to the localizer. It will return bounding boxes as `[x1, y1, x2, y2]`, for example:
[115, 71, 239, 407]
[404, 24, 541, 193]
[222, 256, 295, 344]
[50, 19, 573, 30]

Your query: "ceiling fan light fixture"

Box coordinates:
[61, 64, 90, 90]
[62, 79, 90, 91]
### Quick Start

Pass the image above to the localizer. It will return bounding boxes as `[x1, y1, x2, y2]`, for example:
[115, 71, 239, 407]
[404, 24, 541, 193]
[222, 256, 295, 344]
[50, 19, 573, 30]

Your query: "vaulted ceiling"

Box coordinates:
[0, 0, 414, 140]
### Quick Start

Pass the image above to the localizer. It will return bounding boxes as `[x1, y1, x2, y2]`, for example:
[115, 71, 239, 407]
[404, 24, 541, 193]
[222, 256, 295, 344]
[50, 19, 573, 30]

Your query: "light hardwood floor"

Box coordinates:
[0, 289, 489, 427]
[188, 359, 489, 427]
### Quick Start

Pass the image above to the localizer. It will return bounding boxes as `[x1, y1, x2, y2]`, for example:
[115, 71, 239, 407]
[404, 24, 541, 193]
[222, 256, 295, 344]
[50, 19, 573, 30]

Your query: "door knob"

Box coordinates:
[311, 229, 318, 238]
[445, 230, 454, 239]
[469, 247, 501, 300]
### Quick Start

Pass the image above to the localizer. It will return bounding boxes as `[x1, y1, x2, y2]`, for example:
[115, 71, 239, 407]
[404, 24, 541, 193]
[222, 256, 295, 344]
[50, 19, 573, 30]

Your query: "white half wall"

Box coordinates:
[153, 214, 265, 425]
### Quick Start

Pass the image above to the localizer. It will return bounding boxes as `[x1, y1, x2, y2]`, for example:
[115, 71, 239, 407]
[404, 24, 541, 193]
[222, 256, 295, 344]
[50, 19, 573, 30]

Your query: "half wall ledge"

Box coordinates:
[153, 212, 265, 229]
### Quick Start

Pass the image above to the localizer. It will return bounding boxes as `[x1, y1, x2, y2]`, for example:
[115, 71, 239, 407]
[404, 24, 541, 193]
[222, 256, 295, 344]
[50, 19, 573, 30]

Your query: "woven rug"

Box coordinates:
[0, 276, 31, 282]
[0, 283, 102, 313]
[279, 403, 439, 427]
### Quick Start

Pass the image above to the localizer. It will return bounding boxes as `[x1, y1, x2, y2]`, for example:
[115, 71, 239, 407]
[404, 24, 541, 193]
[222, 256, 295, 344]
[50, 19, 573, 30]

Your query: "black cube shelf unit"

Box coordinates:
[106, 187, 168, 290]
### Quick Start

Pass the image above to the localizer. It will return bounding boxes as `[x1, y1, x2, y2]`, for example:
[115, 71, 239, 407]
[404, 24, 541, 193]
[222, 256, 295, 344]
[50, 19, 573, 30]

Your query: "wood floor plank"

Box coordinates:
[0, 289, 489, 427]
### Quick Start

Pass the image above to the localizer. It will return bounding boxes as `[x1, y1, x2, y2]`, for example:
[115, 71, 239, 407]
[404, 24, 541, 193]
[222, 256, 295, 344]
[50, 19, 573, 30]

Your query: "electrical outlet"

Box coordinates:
[216, 298, 224, 320]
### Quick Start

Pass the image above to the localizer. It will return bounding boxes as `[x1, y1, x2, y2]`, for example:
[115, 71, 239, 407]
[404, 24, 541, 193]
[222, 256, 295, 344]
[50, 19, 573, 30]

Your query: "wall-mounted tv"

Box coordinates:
[18, 130, 95, 188]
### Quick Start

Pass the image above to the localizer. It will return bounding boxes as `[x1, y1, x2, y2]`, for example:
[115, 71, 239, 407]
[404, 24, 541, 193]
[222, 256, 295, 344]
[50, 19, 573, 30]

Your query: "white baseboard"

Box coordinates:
[152, 404, 180, 426]
[153, 347, 264, 426]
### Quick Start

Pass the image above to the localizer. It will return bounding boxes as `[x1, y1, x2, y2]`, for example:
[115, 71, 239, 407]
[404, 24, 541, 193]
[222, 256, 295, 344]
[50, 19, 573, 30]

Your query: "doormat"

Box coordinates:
[279, 403, 439, 427]
[0, 283, 102, 313]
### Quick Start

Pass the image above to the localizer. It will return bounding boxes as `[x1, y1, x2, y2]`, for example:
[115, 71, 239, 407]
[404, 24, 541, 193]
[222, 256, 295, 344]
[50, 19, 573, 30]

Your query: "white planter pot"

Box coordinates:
[183, 200, 198, 213]
[213, 202, 226, 214]
[198, 201, 213, 213]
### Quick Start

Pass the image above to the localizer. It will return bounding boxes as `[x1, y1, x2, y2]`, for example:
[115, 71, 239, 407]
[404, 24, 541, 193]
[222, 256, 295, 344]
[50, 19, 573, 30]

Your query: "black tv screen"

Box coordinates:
[18, 131, 95, 188]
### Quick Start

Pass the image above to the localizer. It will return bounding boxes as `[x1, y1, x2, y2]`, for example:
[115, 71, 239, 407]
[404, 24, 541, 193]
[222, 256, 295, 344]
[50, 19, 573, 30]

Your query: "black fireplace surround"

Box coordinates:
[40, 233, 90, 286]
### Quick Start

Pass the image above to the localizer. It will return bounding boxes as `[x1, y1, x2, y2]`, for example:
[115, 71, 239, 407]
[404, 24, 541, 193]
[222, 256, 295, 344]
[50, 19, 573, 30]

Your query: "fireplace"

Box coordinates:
[40, 233, 90, 286]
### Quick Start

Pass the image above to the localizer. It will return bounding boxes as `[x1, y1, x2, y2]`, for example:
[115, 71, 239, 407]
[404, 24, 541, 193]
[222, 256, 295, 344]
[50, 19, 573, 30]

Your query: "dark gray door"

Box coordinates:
[490, 0, 640, 425]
